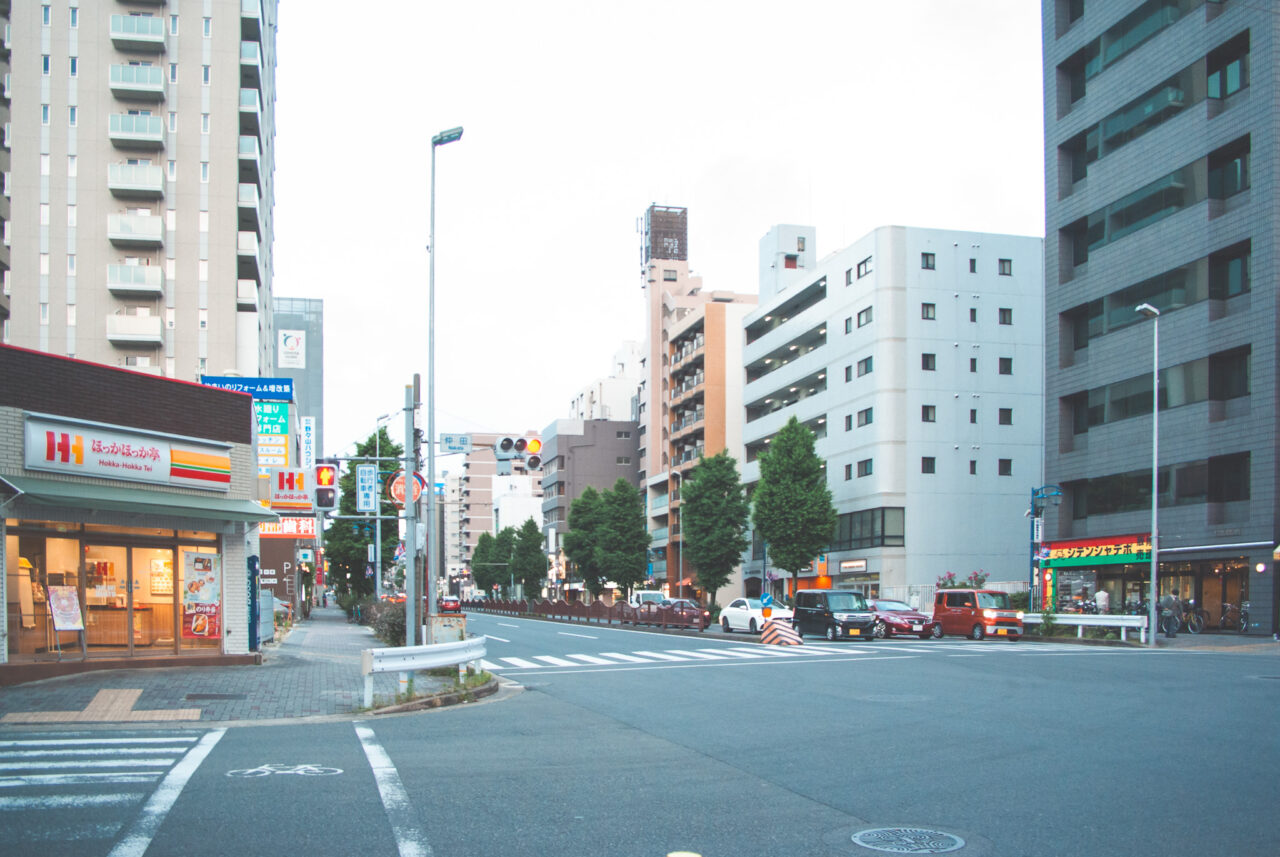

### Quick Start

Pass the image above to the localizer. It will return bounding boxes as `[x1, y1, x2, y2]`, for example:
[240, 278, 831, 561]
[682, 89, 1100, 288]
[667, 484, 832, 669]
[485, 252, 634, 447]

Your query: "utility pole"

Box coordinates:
[403, 381, 418, 647]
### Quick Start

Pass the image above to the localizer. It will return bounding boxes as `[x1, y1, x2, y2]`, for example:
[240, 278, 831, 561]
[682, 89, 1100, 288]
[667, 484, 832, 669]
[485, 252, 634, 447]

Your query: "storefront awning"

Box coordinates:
[0, 474, 278, 524]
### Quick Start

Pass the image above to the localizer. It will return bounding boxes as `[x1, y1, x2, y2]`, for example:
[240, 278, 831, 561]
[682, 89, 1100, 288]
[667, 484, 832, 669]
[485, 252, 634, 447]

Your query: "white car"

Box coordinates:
[719, 597, 794, 634]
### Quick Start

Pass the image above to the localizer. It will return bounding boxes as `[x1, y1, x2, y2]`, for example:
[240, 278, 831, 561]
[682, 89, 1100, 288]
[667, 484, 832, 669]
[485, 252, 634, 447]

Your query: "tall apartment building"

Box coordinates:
[636, 205, 755, 600]
[2, 1, 277, 380]
[568, 341, 641, 421]
[1043, 0, 1274, 633]
[741, 225, 1044, 597]
[271, 296, 323, 460]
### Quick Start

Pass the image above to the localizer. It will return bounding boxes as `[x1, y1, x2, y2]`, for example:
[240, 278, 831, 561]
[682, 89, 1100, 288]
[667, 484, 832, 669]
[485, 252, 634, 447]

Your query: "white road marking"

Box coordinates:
[106, 728, 225, 857]
[0, 773, 163, 788]
[0, 793, 142, 810]
[483, 635, 510, 643]
[564, 654, 616, 665]
[356, 724, 433, 857]
[0, 759, 178, 770]
[477, 660, 501, 670]
[597, 652, 656, 663]
[498, 657, 542, 669]
[667, 650, 727, 660]
[0, 737, 197, 748]
[558, 632, 598, 639]
[728, 646, 805, 657]
[631, 651, 693, 661]
[532, 655, 579, 667]
[0, 747, 193, 758]
[705, 649, 765, 659]
[497, 623, 519, 628]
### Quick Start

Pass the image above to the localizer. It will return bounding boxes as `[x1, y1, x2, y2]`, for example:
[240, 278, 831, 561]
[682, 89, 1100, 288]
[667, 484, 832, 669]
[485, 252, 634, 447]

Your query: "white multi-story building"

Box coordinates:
[741, 225, 1045, 596]
[568, 341, 641, 421]
[1, 1, 277, 379]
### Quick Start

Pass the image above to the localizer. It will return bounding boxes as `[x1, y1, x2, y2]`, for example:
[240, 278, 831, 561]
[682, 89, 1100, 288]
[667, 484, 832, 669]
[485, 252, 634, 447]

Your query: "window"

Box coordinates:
[845, 268, 853, 286]
[999, 408, 1013, 425]
[999, 307, 1013, 325]
[844, 317, 853, 334]
[857, 407, 873, 427]
[68, 106, 76, 126]
[857, 357, 873, 377]
[998, 459, 1013, 476]
[202, 66, 211, 85]
[969, 258, 977, 273]
[167, 160, 177, 180]
[615, 430, 631, 439]
[784, 254, 797, 269]
[1207, 31, 1249, 100]
[969, 307, 978, 322]
[69, 57, 77, 77]
[999, 259, 1013, 276]
[1209, 242, 1250, 299]
[69, 8, 77, 28]
[970, 409, 978, 424]
[921, 252, 935, 270]
[66, 205, 75, 226]
[857, 256, 872, 278]
[42, 6, 50, 27]
[67, 155, 76, 177]
[41, 104, 50, 125]
[170, 15, 179, 35]
[170, 64, 179, 83]
[168, 112, 178, 132]
[662, 269, 677, 281]
[203, 17, 212, 37]
[201, 114, 210, 133]
[830, 507, 905, 550]
[67, 254, 76, 275]
[1208, 136, 1250, 201]
[922, 405, 936, 423]
[844, 365, 852, 382]
[844, 414, 853, 431]
[200, 162, 209, 182]
[857, 306, 873, 328]
[857, 459, 873, 478]
[969, 460, 977, 475]
[797, 236, 805, 252]
[844, 463, 853, 481]
[969, 357, 978, 373]
[999, 357, 1013, 375]
[42, 55, 50, 75]
[616, 457, 631, 465]
[921, 353, 936, 371]
[922, 457, 936, 474]
[921, 302, 936, 320]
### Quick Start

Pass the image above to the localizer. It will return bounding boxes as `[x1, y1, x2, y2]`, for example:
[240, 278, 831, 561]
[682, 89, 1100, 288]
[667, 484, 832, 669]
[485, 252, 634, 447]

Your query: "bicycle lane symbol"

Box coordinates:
[226, 763, 343, 777]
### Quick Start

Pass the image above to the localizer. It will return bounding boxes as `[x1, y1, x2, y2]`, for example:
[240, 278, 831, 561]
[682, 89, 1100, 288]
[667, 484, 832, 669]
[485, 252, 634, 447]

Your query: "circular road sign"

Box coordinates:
[388, 471, 425, 505]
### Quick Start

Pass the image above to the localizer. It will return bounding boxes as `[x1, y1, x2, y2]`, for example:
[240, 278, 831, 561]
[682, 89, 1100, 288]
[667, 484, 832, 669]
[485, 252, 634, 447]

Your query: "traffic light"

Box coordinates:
[525, 437, 543, 470]
[496, 437, 517, 459]
[315, 461, 338, 510]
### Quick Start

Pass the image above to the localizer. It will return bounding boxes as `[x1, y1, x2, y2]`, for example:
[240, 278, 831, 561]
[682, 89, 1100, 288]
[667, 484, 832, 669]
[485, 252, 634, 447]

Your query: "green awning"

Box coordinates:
[0, 474, 278, 524]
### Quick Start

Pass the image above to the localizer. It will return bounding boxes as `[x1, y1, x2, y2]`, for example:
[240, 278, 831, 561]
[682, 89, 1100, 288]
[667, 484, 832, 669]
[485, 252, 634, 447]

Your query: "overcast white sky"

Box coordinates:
[271, 0, 1046, 462]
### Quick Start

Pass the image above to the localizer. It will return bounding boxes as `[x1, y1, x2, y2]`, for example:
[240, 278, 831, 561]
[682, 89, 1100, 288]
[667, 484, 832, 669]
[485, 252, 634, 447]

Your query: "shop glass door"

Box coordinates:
[83, 545, 131, 655]
[131, 546, 177, 653]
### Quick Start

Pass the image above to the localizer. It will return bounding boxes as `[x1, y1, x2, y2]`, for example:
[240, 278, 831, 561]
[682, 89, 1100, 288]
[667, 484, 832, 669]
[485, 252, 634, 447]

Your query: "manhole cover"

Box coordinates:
[852, 828, 965, 854]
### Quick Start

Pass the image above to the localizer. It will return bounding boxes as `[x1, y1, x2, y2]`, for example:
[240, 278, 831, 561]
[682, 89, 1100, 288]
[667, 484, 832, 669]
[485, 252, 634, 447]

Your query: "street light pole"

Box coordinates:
[1137, 302, 1160, 646]
[1029, 485, 1061, 611]
[672, 470, 683, 599]
[427, 126, 462, 642]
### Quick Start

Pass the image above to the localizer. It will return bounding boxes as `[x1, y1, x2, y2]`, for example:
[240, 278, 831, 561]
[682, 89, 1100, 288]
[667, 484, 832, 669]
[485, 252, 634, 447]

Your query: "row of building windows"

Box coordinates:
[845, 304, 1013, 332]
[845, 254, 1015, 283]
[1069, 451, 1250, 519]
[842, 354, 1012, 381]
[41, 6, 215, 35]
[35, 153, 212, 184]
[844, 458, 1015, 480]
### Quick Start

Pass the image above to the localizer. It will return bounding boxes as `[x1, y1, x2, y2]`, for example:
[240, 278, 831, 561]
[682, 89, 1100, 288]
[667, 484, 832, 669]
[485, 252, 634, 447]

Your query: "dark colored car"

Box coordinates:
[868, 598, 942, 639]
[792, 589, 877, 641]
[438, 595, 461, 613]
[662, 598, 712, 631]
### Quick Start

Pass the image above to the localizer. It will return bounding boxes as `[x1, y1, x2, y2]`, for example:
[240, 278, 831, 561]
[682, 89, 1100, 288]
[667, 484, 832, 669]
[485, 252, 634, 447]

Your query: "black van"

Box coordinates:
[793, 590, 877, 641]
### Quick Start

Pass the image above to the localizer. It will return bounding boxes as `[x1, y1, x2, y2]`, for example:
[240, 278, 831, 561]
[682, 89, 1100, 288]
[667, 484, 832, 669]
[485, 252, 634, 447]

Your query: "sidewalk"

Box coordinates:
[0, 606, 456, 727]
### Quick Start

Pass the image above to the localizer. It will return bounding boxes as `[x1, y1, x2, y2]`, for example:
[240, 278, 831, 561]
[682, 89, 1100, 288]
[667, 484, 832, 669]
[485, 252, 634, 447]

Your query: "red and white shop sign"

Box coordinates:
[24, 414, 232, 492]
[259, 517, 317, 540]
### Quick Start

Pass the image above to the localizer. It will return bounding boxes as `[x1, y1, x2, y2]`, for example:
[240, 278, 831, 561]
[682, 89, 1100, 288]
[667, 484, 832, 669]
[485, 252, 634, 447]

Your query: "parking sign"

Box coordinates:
[355, 464, 378, 513]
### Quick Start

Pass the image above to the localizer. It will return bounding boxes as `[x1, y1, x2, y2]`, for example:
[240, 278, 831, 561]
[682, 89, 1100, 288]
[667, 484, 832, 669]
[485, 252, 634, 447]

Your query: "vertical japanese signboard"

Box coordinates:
[255, 401, 291, 473]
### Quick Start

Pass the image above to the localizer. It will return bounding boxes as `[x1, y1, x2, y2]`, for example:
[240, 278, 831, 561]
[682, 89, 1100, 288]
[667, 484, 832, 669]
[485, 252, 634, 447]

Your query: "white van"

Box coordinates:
[628, 590, 666, 608]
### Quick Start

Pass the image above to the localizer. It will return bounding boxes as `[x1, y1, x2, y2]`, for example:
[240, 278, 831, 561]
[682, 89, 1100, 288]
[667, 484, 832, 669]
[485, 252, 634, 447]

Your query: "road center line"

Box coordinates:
[484, 635, 510, 643]
[558, 632, 598, 639]
[106, 728, 225, 857]
[355, 724, 434, 857]
[497, 623, 519, 628]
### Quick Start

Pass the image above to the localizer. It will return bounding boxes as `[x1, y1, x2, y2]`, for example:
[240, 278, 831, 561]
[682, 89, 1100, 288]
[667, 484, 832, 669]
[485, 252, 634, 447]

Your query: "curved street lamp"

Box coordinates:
[1136, 302, 1160, 646]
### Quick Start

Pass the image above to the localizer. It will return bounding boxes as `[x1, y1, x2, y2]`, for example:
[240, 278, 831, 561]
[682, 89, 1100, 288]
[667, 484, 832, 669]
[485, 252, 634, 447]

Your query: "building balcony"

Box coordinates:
[107, 163, 165, 199]
[110, 14, 166, 52]
[237, 278, 258, 310]
[109, 65, 166, 101]
[237, 231, 261, 281]
[107, 214, 164, 248]
[106, 313, 163, 347]
[237, 183, 260, 231]
[107, 264, 164, 298]
[109, 113, 165, 149]
[239, 88, 260, 135]
[240, 41, 261, 89]
[242, 0, 263, 42]
[238, 135, 260, 184]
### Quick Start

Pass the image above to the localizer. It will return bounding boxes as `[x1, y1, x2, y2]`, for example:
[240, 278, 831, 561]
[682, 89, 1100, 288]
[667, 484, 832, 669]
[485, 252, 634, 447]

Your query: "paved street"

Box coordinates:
[1, 609, 1277, 856]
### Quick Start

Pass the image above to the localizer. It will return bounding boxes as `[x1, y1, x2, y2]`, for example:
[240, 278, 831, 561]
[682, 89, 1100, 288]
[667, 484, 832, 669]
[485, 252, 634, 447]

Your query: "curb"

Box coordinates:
[370, 677, 501, 715]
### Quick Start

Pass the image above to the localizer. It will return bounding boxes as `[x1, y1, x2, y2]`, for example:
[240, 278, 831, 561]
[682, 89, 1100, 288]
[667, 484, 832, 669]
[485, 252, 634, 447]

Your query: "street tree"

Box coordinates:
[680, 451, 750, 608]
[322, 426, 403, 597]
[597, 477, 651, 595]
[751, 416, 837, 597]
[471, 531, 499, 596]
[563, 486, 606, 597]
[511, 518, 547, 599]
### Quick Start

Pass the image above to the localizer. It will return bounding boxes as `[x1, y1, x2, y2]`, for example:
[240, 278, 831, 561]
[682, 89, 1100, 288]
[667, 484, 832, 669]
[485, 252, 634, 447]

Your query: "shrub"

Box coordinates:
[1009, 590, 1030, 611]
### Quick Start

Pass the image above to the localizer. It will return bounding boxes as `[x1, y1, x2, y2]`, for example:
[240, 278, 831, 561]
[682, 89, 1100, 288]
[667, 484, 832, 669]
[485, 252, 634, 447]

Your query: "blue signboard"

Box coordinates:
[200, 376, 294, 401]
[761, 593, 774, 607]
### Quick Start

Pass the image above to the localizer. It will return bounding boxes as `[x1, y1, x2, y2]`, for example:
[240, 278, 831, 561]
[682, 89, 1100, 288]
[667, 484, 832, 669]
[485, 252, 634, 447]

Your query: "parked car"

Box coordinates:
[867, 598, 942, 639]
[792, 590, 877, 640]
[438, 595, 461, 613]
[719, 597, 794, 634]
[662, 598, 712, 630]
[628, 590, 667, 608]
[932, 588, 1023, 640]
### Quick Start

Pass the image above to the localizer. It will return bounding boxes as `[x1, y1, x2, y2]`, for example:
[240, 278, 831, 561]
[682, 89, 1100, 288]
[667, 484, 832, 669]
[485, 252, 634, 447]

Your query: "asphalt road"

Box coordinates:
[4, 615, 1278, 857]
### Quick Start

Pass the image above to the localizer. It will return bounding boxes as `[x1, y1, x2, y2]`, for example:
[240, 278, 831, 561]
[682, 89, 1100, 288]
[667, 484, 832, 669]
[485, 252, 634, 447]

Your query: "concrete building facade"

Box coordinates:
[2, 1, 278, 381]
[742, 225, 1044, 597]
[1042, 0, 1276, 632]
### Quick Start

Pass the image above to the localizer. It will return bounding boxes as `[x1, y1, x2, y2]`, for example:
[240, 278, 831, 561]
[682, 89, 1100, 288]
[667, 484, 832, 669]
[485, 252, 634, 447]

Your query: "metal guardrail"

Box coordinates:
[1022, 613, 1148, 644]
[361, 636, 487, 707]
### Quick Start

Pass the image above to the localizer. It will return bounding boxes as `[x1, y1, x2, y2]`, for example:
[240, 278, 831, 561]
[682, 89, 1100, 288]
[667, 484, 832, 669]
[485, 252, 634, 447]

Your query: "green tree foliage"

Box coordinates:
[563, 486, 605, 597]
[751, 416, 837, 595]
[511, 518, 547, 599]
[680, 452, 750, 608]
[322, 426, 403, 597]
[597, 477, 651, 595]
[471, 531, 499, 595]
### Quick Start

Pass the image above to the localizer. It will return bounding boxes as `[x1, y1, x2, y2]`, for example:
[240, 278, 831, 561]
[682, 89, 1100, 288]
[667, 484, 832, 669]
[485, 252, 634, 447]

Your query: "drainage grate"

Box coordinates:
[184, 693, 247, 701]
[852, 828, 965, 854]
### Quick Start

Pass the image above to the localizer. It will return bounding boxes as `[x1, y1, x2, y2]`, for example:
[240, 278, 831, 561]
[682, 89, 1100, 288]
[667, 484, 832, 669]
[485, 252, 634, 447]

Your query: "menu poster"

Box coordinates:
[47, 585, 85, 631]
[181, 553, 222, 639]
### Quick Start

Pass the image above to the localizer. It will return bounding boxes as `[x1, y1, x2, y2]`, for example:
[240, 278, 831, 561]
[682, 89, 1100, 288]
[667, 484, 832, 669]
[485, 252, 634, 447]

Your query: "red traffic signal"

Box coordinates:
[315, 462, 338, 510]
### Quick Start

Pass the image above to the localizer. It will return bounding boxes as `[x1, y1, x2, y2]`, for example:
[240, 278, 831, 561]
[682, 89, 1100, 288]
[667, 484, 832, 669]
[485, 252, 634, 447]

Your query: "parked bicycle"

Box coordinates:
[1180, 599, 1206, 635]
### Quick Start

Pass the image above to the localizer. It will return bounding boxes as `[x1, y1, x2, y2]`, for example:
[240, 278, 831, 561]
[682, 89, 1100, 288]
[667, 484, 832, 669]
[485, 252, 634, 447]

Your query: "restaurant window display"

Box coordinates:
[5, 521, 221, 660]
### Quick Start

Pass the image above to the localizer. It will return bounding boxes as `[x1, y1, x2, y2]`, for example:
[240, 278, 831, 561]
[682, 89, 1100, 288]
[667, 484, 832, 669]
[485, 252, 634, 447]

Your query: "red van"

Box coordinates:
[933, 589, 1023, 640]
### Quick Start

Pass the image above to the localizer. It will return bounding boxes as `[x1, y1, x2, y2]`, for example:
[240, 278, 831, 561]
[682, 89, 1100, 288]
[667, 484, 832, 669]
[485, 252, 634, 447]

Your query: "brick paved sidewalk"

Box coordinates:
[0, 606, 452, 726]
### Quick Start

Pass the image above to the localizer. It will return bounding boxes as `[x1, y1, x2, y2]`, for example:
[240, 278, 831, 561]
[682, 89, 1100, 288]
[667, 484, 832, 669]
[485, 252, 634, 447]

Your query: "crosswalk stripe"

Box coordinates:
[726, 646, 805, 657]
[598, 652, 656, 663]
[0, 759, 177, 771]
[0, 793, 144, 810]
[703, 649, 765, 659]
[631, 651, 692, 661]
[667, 650, 727, 660]
[564, 654, 617, 665]
[0, 773, 164, 788]
[532, 655, 578, 667]
[498, 657, 542, 669]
